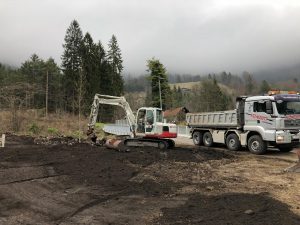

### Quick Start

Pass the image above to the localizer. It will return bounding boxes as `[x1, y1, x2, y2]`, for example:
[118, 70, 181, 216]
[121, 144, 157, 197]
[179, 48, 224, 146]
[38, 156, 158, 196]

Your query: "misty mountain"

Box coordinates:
[253, 63, 300, 83]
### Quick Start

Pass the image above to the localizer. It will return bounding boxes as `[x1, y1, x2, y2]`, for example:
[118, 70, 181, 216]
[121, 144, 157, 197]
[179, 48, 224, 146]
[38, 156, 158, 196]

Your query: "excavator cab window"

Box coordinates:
[156, 109, 163, 123]
[145, 110, 154, 132]
[137, 109, 146, 133]
[146, 110, 154, 125]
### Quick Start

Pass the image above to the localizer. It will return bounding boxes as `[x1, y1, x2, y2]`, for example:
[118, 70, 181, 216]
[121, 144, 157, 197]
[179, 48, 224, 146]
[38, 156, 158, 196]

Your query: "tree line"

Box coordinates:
[1, 19, 297, 126]
[0, 20, 124, 122]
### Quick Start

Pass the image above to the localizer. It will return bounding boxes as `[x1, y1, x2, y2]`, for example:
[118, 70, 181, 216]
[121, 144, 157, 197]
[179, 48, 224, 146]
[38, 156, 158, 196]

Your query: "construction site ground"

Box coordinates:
[0, 135, 299, 225]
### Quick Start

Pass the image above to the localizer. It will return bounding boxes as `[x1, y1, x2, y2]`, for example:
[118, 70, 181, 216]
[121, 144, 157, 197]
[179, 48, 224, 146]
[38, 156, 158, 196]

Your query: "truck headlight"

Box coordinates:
[277, 136, 284, 142]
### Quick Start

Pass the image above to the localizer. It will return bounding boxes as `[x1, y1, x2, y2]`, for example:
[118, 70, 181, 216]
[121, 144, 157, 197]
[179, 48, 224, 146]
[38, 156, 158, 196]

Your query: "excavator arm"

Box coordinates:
[87, 94, 136, 137]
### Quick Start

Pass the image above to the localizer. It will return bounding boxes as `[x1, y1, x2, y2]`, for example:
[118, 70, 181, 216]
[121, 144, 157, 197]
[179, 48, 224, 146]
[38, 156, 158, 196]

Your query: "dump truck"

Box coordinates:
[187, 91, 300, 154]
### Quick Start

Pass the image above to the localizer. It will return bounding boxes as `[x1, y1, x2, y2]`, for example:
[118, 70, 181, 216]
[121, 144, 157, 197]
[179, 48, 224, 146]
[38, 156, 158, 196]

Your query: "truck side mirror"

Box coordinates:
[266, 101, 273, 114]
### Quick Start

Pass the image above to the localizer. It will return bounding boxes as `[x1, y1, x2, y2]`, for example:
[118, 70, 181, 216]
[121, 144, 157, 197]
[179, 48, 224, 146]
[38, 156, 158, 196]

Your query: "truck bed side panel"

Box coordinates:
[187, 110, 238, 128]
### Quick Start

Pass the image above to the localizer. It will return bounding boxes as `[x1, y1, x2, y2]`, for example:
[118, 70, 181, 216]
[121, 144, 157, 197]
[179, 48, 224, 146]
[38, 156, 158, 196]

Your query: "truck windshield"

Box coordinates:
[156, 110, 163, 122]
[276, 101, 300, 114]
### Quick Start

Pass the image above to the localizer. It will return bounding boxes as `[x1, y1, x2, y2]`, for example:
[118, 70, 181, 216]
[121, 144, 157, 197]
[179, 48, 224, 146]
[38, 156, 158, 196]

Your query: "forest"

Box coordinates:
[1, 19, 300, 136]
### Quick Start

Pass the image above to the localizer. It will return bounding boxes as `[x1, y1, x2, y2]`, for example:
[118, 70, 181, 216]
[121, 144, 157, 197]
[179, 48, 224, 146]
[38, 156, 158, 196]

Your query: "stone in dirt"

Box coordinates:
[244, 209, 254, 215]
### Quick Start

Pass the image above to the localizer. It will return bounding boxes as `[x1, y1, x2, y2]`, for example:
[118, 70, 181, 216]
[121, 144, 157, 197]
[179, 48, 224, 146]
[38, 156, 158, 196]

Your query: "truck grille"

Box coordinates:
[284, 119, 300, 127]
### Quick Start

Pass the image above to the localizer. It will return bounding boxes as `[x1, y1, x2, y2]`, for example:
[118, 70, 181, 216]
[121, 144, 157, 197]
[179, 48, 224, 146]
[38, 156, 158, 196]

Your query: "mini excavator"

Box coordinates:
[87, 94, 177, 149]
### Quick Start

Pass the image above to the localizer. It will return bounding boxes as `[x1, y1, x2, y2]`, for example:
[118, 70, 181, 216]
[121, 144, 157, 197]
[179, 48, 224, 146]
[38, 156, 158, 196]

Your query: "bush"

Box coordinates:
[28, 123, 40, 135]
[47, 127, 60, 136]
[72, 130, 84, 140]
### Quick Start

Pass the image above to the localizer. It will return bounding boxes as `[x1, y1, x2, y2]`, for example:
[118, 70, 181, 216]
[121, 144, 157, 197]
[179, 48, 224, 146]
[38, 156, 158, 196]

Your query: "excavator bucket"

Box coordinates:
[284, 149, 300, 173]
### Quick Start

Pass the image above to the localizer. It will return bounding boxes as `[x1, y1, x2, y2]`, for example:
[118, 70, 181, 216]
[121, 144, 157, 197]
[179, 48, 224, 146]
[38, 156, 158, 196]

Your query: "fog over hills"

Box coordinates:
[253, 63, 300, 82]
[1, 0, 300, 76]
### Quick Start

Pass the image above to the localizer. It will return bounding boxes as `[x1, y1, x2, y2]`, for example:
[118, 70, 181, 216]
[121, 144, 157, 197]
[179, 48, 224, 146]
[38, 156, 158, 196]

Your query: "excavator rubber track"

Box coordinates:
[124, 138, 175, 150]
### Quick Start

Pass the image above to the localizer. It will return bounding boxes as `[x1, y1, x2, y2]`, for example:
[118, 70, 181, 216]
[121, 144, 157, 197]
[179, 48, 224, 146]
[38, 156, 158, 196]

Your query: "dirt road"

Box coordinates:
[0, 135, 299, 225]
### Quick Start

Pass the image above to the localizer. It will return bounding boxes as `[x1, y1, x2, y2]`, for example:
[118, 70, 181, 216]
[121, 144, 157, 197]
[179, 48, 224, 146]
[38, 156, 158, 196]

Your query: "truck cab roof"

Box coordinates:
[245, 96, 274, 101]
[245, 94, 300, 102]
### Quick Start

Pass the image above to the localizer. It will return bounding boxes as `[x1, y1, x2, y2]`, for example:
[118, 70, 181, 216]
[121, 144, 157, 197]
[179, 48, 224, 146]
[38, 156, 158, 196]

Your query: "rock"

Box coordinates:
[244, 209, 254, 215]
[206, 186, 214, 191]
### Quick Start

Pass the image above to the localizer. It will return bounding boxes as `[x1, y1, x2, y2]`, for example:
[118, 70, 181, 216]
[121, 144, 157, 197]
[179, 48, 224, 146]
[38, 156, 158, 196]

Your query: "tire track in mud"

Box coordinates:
[56, 192, 123, 224]
[0, 174, 68, 185]
[0, 162, 59, 169]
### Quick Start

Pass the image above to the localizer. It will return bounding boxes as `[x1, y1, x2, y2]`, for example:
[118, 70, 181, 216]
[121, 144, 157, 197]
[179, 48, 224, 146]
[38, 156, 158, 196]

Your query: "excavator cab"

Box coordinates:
[136, 107, 162, 134]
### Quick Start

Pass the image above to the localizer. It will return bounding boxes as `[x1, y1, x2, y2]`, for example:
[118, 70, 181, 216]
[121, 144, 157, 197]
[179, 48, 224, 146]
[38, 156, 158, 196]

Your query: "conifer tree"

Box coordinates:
[81, 32, 98, 110]
[61, 20, 83, 112]
[107, 35, 124, 96]
[20, 54, 45, 108]
[260, 80, 271, 94]
[147, 58, 171, 110]
[44, 58, 62, 112]
[96, 41, 111, 95]
[190, 78, 231, 112]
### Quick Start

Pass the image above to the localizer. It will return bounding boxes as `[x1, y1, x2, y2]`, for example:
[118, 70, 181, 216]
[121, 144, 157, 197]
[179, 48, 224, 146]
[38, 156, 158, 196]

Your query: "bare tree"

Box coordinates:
[75, 69, 86, 142]
[0, 83, 38, 132]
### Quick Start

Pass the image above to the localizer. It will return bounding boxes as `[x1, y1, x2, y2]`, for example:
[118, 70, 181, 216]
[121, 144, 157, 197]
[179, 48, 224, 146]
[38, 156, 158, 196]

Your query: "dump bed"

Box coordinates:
[186, 110, 238, 128]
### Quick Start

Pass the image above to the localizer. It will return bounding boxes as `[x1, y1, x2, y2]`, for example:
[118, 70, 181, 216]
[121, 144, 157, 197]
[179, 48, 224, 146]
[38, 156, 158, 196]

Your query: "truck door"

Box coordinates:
[245, 100, 275, 131]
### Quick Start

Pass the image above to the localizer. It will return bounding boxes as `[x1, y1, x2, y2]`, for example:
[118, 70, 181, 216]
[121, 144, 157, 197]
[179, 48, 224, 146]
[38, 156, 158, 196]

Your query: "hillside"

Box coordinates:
[170, 81, 235, 95]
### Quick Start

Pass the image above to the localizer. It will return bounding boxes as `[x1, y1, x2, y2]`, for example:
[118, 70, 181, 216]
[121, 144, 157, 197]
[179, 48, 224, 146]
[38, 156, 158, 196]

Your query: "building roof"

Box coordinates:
[164, 107, 189, 117]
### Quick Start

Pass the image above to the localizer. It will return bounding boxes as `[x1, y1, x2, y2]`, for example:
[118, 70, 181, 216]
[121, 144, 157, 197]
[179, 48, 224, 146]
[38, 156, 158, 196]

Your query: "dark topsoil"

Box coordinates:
[0, 135, 299, 225]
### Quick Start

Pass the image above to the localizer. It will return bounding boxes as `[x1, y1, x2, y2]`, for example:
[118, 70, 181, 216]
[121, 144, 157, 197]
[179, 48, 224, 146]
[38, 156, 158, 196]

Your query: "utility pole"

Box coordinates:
[158, 78, 162, 109]
[45, 70, 49, 118]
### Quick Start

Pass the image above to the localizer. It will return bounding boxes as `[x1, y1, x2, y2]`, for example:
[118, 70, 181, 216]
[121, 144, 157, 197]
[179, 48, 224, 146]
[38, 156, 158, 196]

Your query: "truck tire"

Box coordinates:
[203, 132, 213, 147]
[278, 145, 294, 152]
[247, 135, 267, 155]
[226, 133, 241, 151]
[192, 131, 203, 146]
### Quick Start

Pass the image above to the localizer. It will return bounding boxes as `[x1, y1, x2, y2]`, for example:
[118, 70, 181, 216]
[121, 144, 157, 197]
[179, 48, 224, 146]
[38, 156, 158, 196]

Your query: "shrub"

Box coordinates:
[47, 127, 60, 136]
[28, 123, 40, 135]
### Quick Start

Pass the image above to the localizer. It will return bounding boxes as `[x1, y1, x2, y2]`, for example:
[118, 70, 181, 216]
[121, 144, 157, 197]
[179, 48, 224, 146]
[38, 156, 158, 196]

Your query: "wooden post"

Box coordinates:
[45, 70, 49, 118]
[0, 134, 5, 147]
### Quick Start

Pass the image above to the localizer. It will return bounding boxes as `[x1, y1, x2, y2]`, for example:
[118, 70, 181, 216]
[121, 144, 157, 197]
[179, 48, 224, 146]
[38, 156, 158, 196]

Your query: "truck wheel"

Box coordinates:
[203, 132, 213, 147]
[192, 131, 203, 146]
[247, 135, 267, 155]
[226, 133, 241, 151]
[278, 145, 294, 152]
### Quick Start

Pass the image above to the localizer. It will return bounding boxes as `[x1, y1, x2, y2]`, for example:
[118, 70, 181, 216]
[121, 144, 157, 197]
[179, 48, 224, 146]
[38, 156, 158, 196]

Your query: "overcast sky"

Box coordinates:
[1, 0, 300, 75]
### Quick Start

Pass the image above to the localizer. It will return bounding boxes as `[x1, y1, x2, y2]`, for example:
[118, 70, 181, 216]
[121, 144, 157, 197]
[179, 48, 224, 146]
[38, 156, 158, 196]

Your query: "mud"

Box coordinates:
[0, 134, 299, 225]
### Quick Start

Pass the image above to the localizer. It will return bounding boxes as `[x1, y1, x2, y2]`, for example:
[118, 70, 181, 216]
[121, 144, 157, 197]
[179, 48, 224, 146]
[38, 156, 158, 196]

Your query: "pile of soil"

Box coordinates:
[0, 134, 299, 225]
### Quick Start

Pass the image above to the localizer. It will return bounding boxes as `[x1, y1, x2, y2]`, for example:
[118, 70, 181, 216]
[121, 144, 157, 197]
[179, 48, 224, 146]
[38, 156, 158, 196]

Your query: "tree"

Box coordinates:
[107, 35, 124, 96]
[81, 32, 98, 111]
[75, 68, 86, 142]
[20, 54, 45, 109]
[147, 58, 171, 110]
[189, 78, 232, 112]
[243, 71, 256, 95]
[260, 80, 271, 94]
[61, 20, 83, 112]
[20, 54, 44, 84]
[0, 83, 38, 131]
[44, 58, 62, 113]
[96, 41, 111, 95]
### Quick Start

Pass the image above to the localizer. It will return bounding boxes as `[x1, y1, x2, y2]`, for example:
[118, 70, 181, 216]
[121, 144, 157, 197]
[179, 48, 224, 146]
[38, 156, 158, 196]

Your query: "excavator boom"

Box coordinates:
[88, 94, 136, 137]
